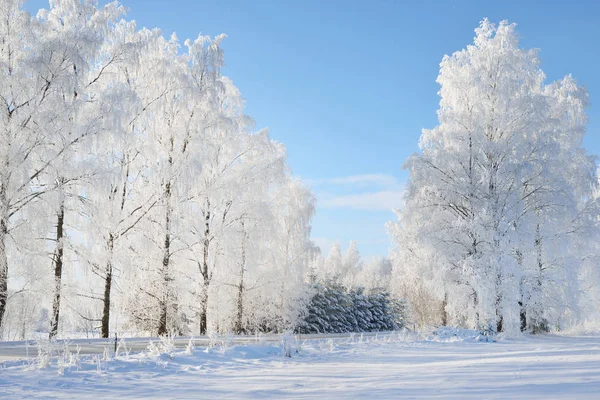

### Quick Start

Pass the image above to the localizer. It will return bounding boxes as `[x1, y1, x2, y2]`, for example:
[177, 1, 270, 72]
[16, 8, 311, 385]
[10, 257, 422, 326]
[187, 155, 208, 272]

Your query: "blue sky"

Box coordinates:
[27, 0, 600, 258]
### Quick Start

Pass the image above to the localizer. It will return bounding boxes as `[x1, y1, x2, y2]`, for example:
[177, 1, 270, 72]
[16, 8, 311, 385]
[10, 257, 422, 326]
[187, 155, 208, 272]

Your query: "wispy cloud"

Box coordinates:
[310, 173, 404, 212]
[313, 174, 400, 189]
[320, 190, 404, 211]
[325, 174, 398, 187]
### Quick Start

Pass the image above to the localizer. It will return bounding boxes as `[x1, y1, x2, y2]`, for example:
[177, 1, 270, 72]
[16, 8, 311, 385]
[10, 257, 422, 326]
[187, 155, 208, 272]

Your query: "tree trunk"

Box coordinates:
[441, 291, 448, 326]
[50, 190, 66, 339]
[101, 233, 114, 338]
[235, 280, 244, 334]
[496, 273, 503, 333]
[496, 313, 503, 333]
[199, 198, 211, 335]
[199, 281, 208, 335]
[158, 181, 172, 337]
[519, 301, 527, 332]
[280, 234, 291, 331]
[234, 223, 246, 334]
[280, 281, 286, 331]
[0, 150, 10, 332]
[516, 251, 527, 332]
[473, 289, 480, 328]
[101, 160, 132, 338]
[530, 223, 548, 333]
[0, 216, 8, 334]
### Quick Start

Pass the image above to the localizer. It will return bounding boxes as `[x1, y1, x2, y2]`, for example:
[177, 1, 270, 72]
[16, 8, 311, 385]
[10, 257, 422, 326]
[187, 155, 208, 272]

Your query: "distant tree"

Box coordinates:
[322, 243, 343, 283]
[296, 283, 404, 334]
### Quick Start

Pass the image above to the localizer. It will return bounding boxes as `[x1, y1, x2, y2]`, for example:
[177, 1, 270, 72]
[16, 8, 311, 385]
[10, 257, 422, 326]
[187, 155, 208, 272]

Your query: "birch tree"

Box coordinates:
[123, 31, 225, 336]
[74, 19, 158, 338]
[389, 19, 598, 334]
[0, 0, 122, 333]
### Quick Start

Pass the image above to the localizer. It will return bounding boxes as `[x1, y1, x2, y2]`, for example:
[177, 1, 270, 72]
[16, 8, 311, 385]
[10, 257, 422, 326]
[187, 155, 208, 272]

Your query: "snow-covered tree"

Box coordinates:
[73, 19, 159, 338]
[234, 176, 317, 333]
[356, 257, 392, 293]
[389, 19, 598, 334]
[0, 0, 123, 335]
[296, 284, 404, 334]
[0, 0, 320, 339]
[122, 30, 226, 336]
[321, 243, 343, 284]
[269, 178, 317, 331]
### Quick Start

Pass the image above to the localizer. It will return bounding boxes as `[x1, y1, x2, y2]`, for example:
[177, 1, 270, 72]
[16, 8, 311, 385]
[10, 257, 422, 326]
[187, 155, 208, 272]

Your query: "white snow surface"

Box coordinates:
[1, 331, 599, 399]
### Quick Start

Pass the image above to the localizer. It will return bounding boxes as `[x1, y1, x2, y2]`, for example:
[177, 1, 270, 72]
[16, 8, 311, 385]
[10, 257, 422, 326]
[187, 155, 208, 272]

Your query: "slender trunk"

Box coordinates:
[496, 311, 503, 333]
[101, 233, 114, 338]
[441, 291, 448, 326]
[279, 235, 289, 331]
[473, 289, 480, 328]
[234, 223, 246, 334]
[0, 139, 10, 332]
[519, 300, 526, 332]
[199, 281, 208, 335]
[279, 281, 285, 331]
[20, 300, 26, 340]
[516, 251, 527, 332]
[496, 272, 503, 333]
[235, 274, 244, 334]
[158, 181, 172, 337]
[530, 223, 547, 333]
[0, 216, 7, 333]
[102, 159, 131, 338]
[50, 188, 66, 338]
[470, 238, 480, 328]
[535, 224, 543, 273]
[157, 135, 176, 337]
[199, 198, 210, 335]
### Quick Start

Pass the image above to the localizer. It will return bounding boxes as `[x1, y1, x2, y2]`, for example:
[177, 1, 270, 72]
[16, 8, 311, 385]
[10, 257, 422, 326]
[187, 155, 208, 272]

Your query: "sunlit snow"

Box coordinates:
[2, 332, 599, 399]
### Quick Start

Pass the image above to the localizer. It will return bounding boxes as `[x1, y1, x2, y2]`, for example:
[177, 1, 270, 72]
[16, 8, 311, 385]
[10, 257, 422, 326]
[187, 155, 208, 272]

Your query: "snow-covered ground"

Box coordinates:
[1, 330, 599, 399]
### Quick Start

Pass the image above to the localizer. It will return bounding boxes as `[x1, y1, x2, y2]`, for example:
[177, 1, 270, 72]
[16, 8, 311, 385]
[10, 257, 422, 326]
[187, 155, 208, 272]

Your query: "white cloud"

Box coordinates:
[327, 174, 399, 188]
[309, 174, 402, 190]
[309, 173, 404, 212]
[320, 190, 404, 211]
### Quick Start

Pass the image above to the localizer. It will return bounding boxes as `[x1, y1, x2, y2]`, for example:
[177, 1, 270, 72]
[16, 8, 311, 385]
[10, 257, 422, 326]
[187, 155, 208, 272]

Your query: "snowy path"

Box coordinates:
[1, 333, 599, 399]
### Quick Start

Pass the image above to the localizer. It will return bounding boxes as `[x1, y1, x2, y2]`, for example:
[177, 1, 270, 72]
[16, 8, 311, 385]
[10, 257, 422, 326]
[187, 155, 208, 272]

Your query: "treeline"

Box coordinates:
[0, 1, 403, 340]
[0, 0, 319, 339]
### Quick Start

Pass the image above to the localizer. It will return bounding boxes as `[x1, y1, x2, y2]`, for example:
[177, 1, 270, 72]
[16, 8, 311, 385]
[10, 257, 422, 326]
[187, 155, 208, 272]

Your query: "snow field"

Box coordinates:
[1, 331, 599, 399]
